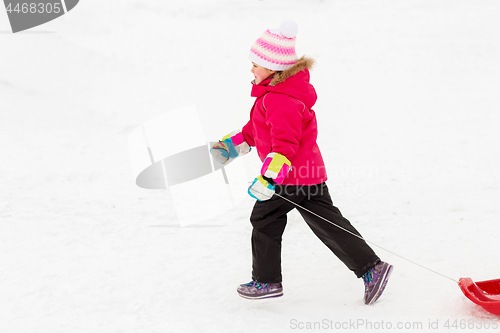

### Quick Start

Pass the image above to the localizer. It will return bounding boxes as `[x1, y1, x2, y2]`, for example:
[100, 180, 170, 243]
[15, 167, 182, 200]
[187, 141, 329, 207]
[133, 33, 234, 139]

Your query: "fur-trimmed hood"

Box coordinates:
[251, 56, 317, 109]
[270, 56, 315, 86]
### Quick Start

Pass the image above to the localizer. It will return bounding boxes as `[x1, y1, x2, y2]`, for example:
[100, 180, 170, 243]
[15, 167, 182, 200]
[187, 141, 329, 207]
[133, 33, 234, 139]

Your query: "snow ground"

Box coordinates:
[1, 0, 500, 332]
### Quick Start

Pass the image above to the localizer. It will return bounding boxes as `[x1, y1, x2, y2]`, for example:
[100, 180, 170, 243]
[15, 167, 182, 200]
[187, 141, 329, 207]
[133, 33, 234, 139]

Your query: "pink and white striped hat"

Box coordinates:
[249, 20, 299, 71]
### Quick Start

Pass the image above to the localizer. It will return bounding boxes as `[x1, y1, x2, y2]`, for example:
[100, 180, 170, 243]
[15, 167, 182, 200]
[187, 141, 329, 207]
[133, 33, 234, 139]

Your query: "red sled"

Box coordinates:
[459, 277, 500, 315]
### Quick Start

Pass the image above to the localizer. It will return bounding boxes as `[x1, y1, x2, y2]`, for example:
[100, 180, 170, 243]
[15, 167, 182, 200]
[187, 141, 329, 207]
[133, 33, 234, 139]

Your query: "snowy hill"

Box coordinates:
[1, 0, 500, 332]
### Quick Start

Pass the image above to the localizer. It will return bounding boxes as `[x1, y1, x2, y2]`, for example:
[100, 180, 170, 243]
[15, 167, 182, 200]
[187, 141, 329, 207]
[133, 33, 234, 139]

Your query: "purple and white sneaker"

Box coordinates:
[237, 281, 283, 299]
[362, 261, 393, 305]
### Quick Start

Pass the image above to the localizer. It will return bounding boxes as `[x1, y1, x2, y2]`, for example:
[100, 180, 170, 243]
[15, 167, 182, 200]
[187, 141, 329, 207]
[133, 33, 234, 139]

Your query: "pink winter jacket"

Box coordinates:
[241, 57, 328, 186]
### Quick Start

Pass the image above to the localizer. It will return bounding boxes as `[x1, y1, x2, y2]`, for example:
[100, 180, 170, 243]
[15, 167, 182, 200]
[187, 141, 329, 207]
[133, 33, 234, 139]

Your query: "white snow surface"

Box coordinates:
[1, 0, 500, 332]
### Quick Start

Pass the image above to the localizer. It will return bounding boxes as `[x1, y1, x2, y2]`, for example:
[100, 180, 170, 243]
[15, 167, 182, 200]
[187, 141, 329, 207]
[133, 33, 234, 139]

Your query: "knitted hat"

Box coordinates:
[249, 20, 299, 71]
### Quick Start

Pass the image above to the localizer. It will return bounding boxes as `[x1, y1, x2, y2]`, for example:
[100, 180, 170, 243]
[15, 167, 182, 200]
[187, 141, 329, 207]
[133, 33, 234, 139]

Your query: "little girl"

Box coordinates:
[211, 20, 393, 305]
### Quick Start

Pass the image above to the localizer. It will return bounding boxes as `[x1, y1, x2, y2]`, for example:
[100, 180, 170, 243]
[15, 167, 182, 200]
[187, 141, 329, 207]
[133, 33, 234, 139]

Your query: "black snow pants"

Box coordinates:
[250, 182, 380, 283]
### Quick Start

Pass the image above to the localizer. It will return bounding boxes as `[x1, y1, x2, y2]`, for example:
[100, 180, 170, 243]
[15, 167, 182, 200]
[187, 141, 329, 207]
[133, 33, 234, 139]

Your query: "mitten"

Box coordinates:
[210, 131, 251, 164]
[248, 152, 291, 201]
[248, 175, 276, 201]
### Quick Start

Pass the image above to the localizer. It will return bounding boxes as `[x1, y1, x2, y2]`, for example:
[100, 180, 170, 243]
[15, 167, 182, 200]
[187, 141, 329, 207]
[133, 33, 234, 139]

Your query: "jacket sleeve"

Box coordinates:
[241, 119, 256, 147]
[263, 93, 303, 161]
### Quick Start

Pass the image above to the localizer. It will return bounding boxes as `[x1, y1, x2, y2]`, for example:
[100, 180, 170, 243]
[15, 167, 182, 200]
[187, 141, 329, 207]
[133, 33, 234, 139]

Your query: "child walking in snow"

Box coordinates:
[211, 20, 393, 305]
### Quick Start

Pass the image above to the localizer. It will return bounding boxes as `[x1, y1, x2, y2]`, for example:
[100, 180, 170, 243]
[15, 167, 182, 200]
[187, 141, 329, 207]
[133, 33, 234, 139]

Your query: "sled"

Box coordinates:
[459, 277, 500, 315]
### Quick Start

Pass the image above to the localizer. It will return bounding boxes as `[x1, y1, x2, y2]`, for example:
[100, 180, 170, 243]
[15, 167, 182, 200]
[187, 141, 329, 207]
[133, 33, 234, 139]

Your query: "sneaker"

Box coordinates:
[362, 261, 393, 305]
[237, 281, 283, 299]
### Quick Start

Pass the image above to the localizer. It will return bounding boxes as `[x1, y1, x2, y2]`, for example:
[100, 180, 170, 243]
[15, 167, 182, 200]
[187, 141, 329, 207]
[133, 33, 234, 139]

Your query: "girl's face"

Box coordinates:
[251, 63, 275, 84]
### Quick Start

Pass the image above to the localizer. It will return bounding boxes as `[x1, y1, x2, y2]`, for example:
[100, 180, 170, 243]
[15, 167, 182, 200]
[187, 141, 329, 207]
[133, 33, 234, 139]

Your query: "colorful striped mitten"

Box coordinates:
[210, 132, 251, 165]
[248, 152, 291, 201]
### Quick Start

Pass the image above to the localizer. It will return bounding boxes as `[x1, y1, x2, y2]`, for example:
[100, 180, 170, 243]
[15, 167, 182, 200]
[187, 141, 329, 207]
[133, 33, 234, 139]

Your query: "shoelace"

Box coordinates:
[242, 281, 269, 290]
[362, 270, 379, 288]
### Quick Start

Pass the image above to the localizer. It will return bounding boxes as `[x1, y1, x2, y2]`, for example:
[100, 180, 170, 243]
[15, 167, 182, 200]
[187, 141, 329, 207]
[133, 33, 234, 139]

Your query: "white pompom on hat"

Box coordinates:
[249, 20, 299, 71]
[278, 19, 299, 38]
